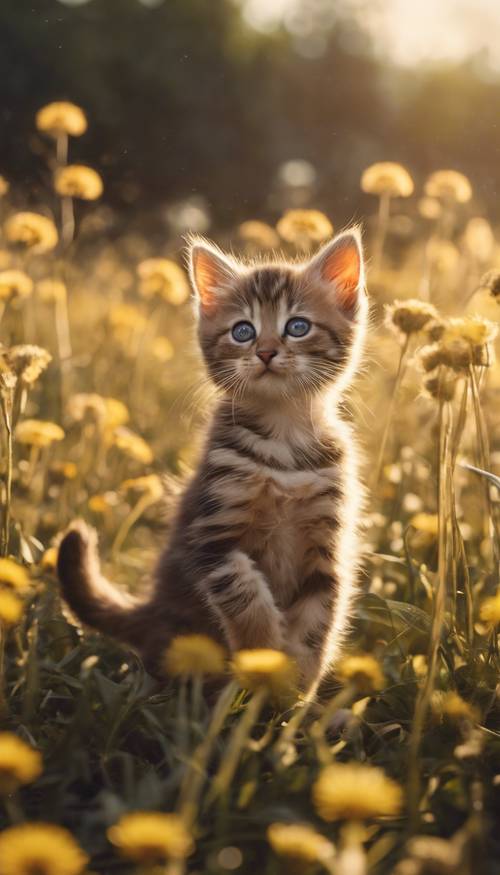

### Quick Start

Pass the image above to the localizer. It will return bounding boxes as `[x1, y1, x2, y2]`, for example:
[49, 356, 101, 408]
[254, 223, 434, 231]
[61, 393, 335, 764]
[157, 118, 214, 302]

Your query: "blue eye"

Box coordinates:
[285, 317, 311, 338]
[231, 321, 256, 343]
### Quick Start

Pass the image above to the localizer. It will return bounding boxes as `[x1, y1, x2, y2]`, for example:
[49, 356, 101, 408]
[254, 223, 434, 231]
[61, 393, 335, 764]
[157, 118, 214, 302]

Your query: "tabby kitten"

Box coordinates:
[58, 230, 367, 696]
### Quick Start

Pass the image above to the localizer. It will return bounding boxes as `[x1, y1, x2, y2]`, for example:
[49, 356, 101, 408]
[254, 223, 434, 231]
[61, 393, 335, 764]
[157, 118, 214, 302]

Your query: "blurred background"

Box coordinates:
[2, 0, 500, 239]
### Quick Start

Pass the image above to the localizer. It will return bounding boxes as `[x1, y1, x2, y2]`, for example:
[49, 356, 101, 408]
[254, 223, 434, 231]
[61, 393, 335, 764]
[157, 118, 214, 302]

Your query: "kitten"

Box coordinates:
[58, 230, 368, 697]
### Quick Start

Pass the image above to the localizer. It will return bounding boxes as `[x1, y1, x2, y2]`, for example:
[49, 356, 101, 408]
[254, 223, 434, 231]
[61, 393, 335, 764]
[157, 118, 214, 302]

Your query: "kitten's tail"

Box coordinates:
[57, 520, 152, 649]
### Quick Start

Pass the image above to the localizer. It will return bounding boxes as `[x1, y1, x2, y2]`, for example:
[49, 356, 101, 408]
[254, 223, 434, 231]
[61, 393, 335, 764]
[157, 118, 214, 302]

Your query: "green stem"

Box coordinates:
[208, 688, 267, 804]
[0, 394, 13, 556]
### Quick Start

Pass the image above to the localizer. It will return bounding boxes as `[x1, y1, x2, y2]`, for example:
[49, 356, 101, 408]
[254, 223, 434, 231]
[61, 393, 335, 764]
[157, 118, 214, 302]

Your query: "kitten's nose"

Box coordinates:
[256, 349, 277, 366]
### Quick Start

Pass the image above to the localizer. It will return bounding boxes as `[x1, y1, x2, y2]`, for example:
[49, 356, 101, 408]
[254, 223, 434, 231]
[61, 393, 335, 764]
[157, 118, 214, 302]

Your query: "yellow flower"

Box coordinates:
[386, 299, 439, 336]
[276, 209, 333, 249]
[15, 420, 65, 448]
[88, 493, 116, 514]
[0, 176, 9, 197]
[312, 762, 403, 821]
[425, 170, 472, 203]
[107, 812, 193, 862]
[232, 649, 297, 697]
[0, 823, 88, 875]
[336, 654, 385, 693]
[164, 634, 226, 677]
[121, 475, 164, 501]
[0, 270, 33, 301]
[108, 303, 147, 332]
[441, 692, 479, 723]
[267, 823, 335, 864]
[113, 427, 153, 464]
[418, 197, 442, 220]
[50, 461, 78, 482]
[238, 220, 280, 250]
[137, 258, 190, 305]
[67, 393, 105, 423]
[479, 591, 500, 625]
[152, 336, 174, 362]
[0, 590, 24, 627]
[444, 316, 498, 348]
[0, 733, 42, 794]
[36, 101, 87, 138]
[0, 558, 30, 590]
[104, 397, 129, 430]
[54, 165, 103, 201]
[4, 212, 58, 254]
[361, 162, 414, 197]
[41, 547, 58, 571]
[464, 217, 494, 262]
[37, 279, 67, 304]
[7, 345, 52, 384]
[409, 513, 439, 536]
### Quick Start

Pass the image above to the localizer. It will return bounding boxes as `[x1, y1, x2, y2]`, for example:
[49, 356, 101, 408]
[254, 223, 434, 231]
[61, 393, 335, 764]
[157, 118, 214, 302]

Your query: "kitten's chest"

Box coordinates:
[240, 465, 340, 606]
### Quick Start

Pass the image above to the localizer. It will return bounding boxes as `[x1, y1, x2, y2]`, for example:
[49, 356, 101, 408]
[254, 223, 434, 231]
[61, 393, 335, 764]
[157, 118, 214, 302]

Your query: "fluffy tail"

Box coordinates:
[57, 520, 151, 649]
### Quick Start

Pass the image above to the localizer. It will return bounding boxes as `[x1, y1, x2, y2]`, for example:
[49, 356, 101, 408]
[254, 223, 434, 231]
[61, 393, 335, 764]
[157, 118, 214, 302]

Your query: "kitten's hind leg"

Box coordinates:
[203, 550, 285, 652]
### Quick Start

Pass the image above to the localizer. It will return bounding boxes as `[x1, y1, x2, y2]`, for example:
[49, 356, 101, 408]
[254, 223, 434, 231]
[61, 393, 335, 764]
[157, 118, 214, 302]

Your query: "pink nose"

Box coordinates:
[256, 349, 277, 366]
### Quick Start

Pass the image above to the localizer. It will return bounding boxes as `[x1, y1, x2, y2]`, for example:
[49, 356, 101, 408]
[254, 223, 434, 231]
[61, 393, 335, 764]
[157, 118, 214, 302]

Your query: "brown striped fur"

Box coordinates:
[58, 230, 368, 697]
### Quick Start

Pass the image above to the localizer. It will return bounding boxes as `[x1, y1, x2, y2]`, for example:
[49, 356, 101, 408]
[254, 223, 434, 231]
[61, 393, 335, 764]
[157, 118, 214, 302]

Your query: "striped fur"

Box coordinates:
[58, 231, 367, 697]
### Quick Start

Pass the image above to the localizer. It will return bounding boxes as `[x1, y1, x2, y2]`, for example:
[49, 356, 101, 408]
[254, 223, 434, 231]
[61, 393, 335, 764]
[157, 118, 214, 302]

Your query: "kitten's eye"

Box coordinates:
[285, 317, 311, 338]
[231, 321, 256, 343]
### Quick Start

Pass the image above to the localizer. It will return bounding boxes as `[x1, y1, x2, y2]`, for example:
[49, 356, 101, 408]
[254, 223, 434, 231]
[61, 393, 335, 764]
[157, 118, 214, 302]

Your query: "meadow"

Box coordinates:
[0, 102, 499, 875]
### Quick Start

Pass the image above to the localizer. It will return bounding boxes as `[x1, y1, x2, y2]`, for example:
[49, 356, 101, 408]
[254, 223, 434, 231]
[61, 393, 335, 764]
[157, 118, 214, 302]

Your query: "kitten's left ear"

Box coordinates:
[304, 230, 365, 315]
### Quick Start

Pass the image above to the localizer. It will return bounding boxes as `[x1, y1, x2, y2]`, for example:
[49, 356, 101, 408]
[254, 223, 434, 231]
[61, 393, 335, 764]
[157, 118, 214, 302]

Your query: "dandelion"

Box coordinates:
[386, 299, 439, 337]
[0, 270, 33, 301]
[441, 691, 479, 723]
[232, 648, 297, 697]
[137, 258, 190, 305]
[113, 426, 153, 464]
[54, 165, 103, 201]
[50, 461, 78, 482]
[164, 634, 226, 677]
[107, 812, 193, 863]
[238, 220, 280, 250]
[152, 336, 174, 362]
[15, 420, 64, 448]
[312, 762, 403, 821]
[409, 513, 439, 535]
[464, 217, 494, 262]
[0, 823, 88, 875]
[424, 370, 458, 402]
[267, 823, 335, 865]
[0, 558, 30, 590]
[7, 345, 52, 384]
[0, 177, 9, 197]
[104, 397, 130, 430]
[336, 653, 385, 693]
[0, 733, 42, 794]
[41, 547, 58, 571]
[276, 209, 333, 250]
[0, 590, 24, 626]
[37, 279, 67, 304]
[35, 102, 87, 138]
[121, 474, 163, 501]
[425, 170, 472, 203]
[4, 212, 58, 255]
[88, 493, 117, 514]
[361, 162, 414, 198]
[479, 590, 500, 625]
[418, 196, 442, 220]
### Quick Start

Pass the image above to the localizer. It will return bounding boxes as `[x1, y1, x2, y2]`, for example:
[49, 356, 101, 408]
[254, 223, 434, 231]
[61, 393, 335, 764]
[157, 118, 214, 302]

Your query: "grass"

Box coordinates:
[0, 117, 499, 875]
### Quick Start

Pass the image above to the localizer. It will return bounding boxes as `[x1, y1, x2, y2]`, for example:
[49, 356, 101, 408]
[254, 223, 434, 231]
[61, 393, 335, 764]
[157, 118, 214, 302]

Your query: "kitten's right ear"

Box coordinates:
[188, 241, 237, 315]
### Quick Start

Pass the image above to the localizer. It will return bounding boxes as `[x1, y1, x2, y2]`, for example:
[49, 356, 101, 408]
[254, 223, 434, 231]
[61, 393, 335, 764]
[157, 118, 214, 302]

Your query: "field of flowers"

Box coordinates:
[0, 102, 499, 875]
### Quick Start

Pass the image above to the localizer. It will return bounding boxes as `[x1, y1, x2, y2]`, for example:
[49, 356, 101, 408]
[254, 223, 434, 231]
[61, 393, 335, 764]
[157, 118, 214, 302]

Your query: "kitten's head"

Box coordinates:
[188, 230, 367, 402]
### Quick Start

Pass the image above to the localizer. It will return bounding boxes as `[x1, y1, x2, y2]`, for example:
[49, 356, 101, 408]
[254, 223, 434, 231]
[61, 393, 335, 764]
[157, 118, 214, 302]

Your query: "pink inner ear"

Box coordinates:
[321, 239, 361, 309]
[192, 248, 222, 312]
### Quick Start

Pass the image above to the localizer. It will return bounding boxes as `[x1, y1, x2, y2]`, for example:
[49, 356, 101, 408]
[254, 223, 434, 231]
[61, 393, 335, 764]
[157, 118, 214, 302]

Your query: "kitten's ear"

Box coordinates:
[188, 241, 237, 315]
[304, 230, 365, 315]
